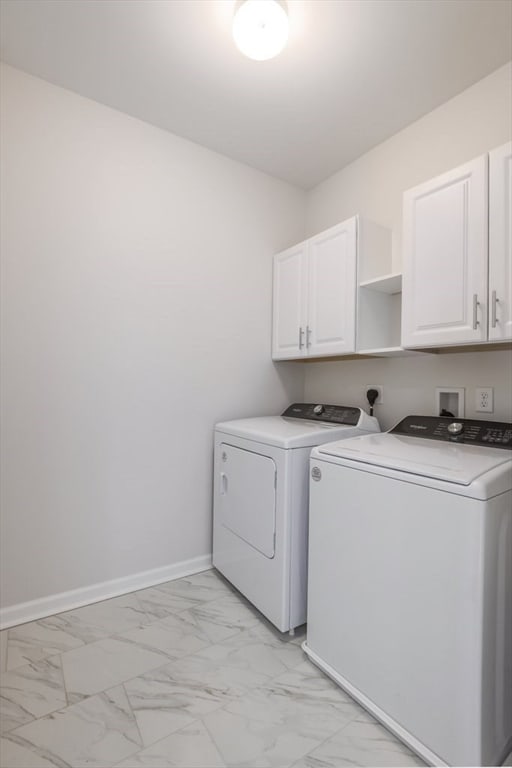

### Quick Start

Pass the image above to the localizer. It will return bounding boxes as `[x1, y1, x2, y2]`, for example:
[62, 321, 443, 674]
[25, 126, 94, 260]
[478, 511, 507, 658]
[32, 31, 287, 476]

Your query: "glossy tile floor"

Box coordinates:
[0, 569, 426, 767]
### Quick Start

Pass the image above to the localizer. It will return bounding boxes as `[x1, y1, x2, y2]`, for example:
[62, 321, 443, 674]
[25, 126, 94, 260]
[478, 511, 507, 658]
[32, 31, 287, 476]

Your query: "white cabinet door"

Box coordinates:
[489, 142, 512, 342]
[402, 156, 488, 348]
[272, 242, 308, 359]
[307, 219, 357, 356]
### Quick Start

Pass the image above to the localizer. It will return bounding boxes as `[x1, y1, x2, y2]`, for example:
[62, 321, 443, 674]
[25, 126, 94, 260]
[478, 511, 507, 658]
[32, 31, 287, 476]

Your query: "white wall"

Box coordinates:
[302, 349, 511, 430]
[2, 60, 512, 620]
[0, 64, 306, 616]
[304, 63, 512, 429]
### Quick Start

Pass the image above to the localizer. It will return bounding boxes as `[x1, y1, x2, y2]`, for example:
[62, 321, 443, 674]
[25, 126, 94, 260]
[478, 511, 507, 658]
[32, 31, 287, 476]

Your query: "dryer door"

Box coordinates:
[219, 443, 276, 558]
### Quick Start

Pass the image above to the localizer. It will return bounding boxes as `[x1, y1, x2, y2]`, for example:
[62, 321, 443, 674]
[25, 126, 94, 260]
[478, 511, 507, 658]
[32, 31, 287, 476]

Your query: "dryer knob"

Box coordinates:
[447, 422, 464, 436]
[313, 404, 325, 415]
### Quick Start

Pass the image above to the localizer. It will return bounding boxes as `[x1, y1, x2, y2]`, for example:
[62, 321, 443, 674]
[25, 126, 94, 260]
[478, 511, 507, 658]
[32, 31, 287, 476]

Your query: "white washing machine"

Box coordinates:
[212, 403, 380, 633]
[304, 415, 512, 767]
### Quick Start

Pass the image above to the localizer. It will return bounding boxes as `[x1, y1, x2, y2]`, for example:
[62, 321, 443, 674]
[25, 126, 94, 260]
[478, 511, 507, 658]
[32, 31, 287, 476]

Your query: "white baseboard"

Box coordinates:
[0, 555, 213, 630]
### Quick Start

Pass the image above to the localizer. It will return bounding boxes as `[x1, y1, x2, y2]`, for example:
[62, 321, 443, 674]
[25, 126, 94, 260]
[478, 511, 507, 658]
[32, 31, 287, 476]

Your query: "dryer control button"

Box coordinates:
[447, 422, 464, 436]
[313, 404, 325, 415]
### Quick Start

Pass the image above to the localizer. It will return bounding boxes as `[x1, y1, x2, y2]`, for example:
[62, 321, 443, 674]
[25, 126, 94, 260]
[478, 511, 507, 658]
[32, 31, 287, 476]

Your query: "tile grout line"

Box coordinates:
[59, 650, 71, 711]
[119, 680, 146, 758]
[0, 654, 70, 736]
[110, 701, 209, 768]
[4, 629, 9, 674]
[200, 711, 230, 768]
[291, 705, 367, 766]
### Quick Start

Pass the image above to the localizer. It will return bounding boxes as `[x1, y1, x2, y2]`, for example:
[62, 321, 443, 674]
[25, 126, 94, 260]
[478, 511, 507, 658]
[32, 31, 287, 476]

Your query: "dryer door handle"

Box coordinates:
[220, 473, 228, 495]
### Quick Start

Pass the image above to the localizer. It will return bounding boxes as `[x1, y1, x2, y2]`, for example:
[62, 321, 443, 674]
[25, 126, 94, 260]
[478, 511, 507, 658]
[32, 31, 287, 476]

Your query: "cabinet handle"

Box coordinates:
[491, 290, 500, 328]
[299, 327, 305, 349]
[472, 294, 480, 330]
[306, 325, 312, 348]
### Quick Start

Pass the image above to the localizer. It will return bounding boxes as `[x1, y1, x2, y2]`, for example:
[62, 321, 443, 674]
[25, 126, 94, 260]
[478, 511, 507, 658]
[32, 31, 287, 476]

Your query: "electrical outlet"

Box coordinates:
[475, 387, 494, 413]
[366, 385, 383, 405]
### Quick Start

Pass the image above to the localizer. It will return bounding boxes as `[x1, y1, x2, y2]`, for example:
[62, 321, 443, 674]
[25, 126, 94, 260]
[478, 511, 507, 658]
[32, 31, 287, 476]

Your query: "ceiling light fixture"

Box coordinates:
[232, 0, 289, 61]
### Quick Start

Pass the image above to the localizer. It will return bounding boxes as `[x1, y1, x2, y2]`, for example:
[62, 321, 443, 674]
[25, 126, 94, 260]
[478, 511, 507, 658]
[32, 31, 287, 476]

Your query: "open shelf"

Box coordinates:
[357, 287, 402, 353]
[358, 346, 431, 357]
[357, 272, 431, 355]
[359, 272, 402, 294]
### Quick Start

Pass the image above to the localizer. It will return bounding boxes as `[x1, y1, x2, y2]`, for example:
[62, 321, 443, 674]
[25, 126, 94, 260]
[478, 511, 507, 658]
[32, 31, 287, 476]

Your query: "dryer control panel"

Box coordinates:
[391, 415, 512, 448]
[282, 403, 361, 425]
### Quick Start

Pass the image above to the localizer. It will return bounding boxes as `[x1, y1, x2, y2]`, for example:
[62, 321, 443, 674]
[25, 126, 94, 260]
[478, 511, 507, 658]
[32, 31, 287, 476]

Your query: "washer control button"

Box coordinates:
[311, 466, 322, 482]
[447, 422, 464, 436]
[313, 404, 325, 415]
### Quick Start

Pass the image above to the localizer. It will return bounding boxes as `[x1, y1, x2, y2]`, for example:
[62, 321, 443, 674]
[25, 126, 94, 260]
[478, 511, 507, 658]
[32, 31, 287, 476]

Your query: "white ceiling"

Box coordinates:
[1, 0, 511, 189]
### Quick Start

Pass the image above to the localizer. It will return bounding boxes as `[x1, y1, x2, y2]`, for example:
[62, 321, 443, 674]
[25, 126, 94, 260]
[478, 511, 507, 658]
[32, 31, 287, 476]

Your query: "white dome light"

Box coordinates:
[233, 0, 289, 61]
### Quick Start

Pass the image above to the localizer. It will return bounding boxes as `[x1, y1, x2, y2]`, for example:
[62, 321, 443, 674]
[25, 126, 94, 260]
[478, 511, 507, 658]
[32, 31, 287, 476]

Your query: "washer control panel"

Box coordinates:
[391, 415, 512, 448]
[282, 403, 361, 425]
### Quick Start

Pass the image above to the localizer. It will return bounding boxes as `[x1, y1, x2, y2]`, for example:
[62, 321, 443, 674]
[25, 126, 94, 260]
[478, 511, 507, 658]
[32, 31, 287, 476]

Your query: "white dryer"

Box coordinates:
[304, 415, 512, 767]
[212, 403, 380, 633]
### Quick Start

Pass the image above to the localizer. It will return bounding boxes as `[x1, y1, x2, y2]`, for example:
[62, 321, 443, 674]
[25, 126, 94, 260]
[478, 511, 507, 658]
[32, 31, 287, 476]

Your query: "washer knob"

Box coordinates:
[313, 404, 325, 415]
[447, 422, 464, 436]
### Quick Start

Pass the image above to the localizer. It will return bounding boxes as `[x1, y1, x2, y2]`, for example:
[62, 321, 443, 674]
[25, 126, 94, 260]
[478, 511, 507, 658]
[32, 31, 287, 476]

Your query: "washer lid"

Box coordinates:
[215, 415, 368, 449]
[317, 432, 512, 485]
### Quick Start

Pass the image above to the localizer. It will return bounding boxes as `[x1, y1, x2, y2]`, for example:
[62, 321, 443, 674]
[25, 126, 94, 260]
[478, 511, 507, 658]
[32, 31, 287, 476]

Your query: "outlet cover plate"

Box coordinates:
[475, 387, 494, 413]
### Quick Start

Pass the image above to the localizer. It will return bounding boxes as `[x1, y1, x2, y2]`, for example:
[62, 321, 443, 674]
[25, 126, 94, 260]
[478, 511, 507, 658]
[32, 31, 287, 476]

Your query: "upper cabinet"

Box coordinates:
[272, 217, 391, 360]
[401, 142, 512, 348]
[489, 142, 512, 341]
[401, 155, 489, 347]
[307, 219, 357, 357]
[271, 241, 308, 359]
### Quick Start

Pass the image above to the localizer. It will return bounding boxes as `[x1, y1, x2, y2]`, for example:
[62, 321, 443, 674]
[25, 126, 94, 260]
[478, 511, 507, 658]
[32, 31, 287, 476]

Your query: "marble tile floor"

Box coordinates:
[0, 569, 425, 768]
